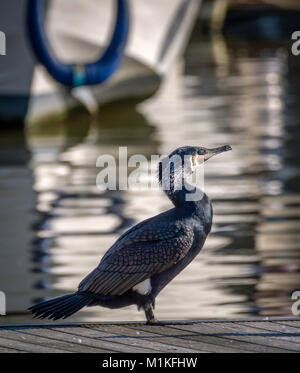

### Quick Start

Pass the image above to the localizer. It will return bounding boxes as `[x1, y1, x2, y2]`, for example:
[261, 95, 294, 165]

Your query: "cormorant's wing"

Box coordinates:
[78, 221, 194, 296]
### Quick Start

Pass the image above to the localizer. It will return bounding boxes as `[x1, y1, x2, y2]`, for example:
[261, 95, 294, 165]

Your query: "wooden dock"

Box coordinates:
[0, 317, 300, 353]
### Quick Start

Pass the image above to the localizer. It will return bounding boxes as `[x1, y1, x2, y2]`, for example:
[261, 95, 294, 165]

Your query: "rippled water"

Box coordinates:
[1, 35, 300, 324]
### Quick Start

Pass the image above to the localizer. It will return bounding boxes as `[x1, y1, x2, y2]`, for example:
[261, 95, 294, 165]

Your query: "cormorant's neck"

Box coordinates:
[166, 183, 205, 208]
[158, 161, 204, 208]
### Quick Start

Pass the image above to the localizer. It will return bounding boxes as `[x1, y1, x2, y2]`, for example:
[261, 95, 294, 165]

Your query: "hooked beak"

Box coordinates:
[204, 145, 232, 161]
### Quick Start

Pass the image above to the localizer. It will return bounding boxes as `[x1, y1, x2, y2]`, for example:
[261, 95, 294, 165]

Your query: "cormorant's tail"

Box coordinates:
[28, 292, 94, 320]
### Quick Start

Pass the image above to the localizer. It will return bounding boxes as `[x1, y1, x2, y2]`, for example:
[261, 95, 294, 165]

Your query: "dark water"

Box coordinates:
[1, 35, 300, 324]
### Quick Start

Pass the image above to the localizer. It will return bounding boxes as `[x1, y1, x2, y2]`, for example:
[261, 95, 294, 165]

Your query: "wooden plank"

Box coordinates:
[225, 321, 300, 350]
[158, 323, 287, 353]
[214, 322, 300, 352]
[139, 324, 256, 353]
[3, 324, 199, 353]
[18, 327, 122, 353]
[0, 334, 69, 353]
[123, 324, 244, 353]
[240, 321, 300, 339]
[0, 328, 81, 353]
[169, 322, 299, 352]
[0, 345, 26, 353]
[75, 324, 200, 353]
[274, 320, 300, 330]
[1, 319, 300, 353]
[48, 325, 178, 353]
[31, 324, 192, 353]
[87, 324, 205, 353]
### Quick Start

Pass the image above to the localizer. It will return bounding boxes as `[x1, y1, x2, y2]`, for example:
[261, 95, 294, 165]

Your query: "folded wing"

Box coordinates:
[78, 221, 194, 296]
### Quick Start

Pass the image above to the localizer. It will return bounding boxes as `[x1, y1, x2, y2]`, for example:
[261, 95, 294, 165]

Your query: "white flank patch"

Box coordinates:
[132, 278, 152, 295]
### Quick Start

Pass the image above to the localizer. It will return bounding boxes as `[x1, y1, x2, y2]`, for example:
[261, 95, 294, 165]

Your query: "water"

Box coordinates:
[1, 35, 300, 324]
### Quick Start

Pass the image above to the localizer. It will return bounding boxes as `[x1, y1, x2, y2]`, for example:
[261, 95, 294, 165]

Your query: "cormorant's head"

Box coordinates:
[166, 145, 232, 174]
[158, 145, 232, 190]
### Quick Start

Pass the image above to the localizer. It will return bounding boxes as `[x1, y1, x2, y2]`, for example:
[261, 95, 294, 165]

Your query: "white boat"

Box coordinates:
[0, 0, 201, 125]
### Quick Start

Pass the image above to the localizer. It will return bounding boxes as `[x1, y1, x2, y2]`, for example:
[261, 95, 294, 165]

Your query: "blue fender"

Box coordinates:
[26, 0, 129, 87]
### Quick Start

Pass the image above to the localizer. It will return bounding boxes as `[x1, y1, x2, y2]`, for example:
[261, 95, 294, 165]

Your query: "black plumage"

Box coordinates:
[29, 145, 231, 323]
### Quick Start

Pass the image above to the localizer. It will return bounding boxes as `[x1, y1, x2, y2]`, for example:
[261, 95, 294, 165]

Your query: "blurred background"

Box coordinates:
[1, 0, 300, 324]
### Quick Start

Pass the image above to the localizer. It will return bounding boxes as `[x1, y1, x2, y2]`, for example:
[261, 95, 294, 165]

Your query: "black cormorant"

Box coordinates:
[29, 145, 232, 323]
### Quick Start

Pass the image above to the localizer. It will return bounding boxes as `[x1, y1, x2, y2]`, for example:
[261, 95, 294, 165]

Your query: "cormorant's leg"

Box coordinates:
[144, 303, 156, 324]
[134, 291, 157, 324]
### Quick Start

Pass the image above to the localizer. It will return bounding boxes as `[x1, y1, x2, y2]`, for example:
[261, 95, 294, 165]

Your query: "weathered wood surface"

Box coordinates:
[0, 318, 300, 353]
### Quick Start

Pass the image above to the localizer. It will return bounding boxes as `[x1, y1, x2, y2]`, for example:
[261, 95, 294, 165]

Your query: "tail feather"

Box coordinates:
[57, 297, 92, 320]
[32, 295, 75, 314]
[35, 297, 78, 320]
[28, 292, 94, 320]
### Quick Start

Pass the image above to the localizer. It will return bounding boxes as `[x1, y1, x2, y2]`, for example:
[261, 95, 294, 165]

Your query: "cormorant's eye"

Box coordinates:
[198, 151, 203, 155]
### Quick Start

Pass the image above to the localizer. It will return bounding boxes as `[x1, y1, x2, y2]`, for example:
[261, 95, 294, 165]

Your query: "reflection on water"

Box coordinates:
[1, 36, 300, 323]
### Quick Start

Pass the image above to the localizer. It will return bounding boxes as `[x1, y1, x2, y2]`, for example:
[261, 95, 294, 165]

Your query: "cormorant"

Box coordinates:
[29, 145, 232, 323]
